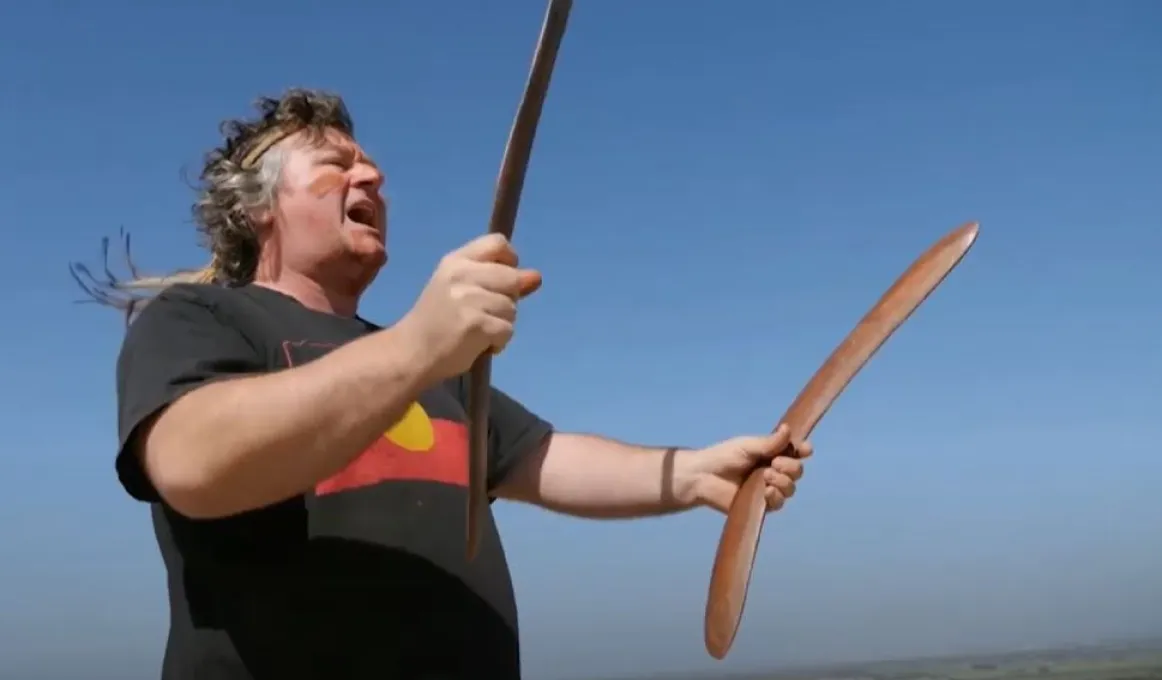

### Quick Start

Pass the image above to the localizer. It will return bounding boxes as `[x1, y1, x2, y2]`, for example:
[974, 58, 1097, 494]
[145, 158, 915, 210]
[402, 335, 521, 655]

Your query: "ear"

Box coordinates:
[248, 207, 276, 236]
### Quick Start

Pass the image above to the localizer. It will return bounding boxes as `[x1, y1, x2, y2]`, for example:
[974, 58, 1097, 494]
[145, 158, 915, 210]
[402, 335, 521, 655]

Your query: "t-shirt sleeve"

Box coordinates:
[115, 285, 265, 503]
[483, 386, 554, 492]
[453, 376, 554, 493]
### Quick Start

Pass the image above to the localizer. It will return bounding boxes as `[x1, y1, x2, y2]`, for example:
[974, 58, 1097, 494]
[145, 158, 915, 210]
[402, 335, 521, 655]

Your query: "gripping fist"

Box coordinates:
[677, 424, 813, 514]
[399, 234, 542, 383]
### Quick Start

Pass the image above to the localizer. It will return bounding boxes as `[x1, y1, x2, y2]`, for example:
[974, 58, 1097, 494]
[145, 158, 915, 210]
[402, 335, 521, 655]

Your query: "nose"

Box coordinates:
[350, 160, 384, 193]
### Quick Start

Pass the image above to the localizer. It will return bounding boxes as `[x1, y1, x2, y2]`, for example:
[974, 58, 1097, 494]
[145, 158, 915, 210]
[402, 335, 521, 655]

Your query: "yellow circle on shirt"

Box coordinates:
[385, 401, 435, 452]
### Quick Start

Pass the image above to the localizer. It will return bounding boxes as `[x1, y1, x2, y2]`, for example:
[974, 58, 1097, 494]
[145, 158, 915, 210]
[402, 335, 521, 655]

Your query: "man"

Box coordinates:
[94, 89, 812, 679]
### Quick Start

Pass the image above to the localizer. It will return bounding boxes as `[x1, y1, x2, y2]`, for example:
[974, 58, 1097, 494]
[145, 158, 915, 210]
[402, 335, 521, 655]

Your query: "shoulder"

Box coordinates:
[129, 283, 287, 338]
[120, 283, 264, 362]
[141, 282, 248, 315]
[126, 282, 236, 324]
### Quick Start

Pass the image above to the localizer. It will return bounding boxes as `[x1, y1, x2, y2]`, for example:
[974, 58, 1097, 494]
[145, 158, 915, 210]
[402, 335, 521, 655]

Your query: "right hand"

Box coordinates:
[399, 233, 543, 382]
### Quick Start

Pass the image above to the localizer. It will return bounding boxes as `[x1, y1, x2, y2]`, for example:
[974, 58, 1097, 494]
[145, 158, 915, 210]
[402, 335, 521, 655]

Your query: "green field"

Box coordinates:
[758, 645, 1162, 680]
[614, 639, 1162, 680]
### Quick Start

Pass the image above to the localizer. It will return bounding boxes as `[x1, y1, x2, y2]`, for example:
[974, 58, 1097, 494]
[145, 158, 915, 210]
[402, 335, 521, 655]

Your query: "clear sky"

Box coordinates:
[2, 1, 1159, 678]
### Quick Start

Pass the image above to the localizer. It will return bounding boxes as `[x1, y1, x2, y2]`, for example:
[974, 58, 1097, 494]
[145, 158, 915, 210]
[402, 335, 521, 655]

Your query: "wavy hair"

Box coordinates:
[70, 88, 354, 323]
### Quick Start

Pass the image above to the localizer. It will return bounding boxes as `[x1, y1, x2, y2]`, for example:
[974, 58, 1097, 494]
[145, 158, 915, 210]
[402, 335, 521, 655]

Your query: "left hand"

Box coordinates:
[677, 424, 813, 514]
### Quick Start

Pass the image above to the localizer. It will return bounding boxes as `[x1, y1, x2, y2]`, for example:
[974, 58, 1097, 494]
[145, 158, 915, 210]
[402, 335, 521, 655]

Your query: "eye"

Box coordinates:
[314, 151, 347, 167]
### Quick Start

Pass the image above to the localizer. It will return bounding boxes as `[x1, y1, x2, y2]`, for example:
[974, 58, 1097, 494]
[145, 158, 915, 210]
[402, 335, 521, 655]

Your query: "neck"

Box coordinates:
[253, 268, 360, 317]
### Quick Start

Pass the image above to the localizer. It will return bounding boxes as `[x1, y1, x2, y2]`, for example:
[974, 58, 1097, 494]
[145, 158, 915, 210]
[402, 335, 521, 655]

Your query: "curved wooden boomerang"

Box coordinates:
[704, 221, 980, 659]
[466, 0, 573, 561]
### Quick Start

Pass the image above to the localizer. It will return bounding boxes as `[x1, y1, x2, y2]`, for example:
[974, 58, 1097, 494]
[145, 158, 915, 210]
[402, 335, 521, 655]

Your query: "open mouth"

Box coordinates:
[346, 201, 377, 229]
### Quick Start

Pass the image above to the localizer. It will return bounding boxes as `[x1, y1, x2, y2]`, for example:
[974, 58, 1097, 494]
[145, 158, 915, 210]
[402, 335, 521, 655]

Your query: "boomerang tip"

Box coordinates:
[705, 632, 732, 660]
[936, 221, 980, 259]
[956, 221, 980, 244]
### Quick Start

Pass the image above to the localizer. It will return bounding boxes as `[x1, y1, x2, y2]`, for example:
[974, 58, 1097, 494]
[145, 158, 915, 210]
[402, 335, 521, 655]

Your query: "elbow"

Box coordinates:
[140, 423, 239, 520]
[138, 399, 245, 520]
[154, 473, 226, 520]
[148, 451, 235, 520]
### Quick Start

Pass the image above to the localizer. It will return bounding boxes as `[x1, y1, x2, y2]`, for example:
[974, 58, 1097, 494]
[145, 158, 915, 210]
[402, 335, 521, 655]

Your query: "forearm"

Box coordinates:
[143, 325, 432, 518]
[500, 432, 699, 519]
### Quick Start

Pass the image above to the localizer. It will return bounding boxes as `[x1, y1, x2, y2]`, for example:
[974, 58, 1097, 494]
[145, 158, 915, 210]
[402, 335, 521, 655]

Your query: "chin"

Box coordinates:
[347, 230, 386, 252]
[354, 244, 388, 269]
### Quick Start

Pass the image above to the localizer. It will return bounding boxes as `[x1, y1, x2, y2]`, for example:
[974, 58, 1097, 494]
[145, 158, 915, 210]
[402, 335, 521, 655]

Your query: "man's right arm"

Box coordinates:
[118, 287, 436, 520]
[120, 235, 541, 520]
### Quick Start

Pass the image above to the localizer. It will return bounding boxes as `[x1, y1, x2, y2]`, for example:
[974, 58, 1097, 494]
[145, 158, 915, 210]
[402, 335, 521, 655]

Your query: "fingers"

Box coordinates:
[469, 289, 518, 322]
[763, 468, 797, 498]
[479, 314, 516, 354]
[449, 235, 542, 300]
[764, 485, 786, 511]
[771, 423, 812, 460]
[412, 234, 542, 380]
[762, 467, 798, 512]
[763, 436, 810, 511]
[768, 455, 804, 481]
[442, 236, 542, 355]
[452, 261, 536, 299]
[474, 289, 519, 353]
[752, 426, 809, 512]
[456, 233, 522, 267]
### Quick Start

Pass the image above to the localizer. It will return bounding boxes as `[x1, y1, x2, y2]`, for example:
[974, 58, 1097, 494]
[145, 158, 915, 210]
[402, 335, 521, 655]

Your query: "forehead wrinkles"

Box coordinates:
[307, 129, 378, 169]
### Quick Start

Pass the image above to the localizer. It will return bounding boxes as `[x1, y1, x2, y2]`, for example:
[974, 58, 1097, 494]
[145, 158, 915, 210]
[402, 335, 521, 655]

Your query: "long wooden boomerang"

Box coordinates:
[704, 221, 980, 659]
[467, 0, 573, 561]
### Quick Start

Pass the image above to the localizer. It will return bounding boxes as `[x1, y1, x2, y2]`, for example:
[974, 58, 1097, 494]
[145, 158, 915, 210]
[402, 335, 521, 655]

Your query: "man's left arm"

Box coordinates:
[476, 383, 809, 519]
[476, 381, 702, 518]
[499, 431, 698, 518]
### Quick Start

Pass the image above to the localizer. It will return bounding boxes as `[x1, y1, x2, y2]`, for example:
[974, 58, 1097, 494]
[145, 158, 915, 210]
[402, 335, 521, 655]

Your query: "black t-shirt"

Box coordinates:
[115, 283, 553, 680]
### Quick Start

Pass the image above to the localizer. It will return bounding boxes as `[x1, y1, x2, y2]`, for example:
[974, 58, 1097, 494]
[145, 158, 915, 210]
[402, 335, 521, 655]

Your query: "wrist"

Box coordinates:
[369, 320, 441, 392]
[669, 447, 709, 509]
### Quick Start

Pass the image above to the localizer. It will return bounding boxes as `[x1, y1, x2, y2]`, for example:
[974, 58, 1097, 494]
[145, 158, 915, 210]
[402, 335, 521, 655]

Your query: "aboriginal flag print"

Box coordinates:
[281, 340, 470, 496]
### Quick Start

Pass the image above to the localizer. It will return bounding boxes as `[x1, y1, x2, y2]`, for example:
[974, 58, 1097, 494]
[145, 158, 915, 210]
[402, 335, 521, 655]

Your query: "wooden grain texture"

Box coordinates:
[466, 0, 573, 561]
[704, 221, 980, 659]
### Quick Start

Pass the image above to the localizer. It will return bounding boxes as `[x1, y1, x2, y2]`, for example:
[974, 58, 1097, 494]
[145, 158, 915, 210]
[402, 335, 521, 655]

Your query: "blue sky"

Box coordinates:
[2, 0, 1160, 678]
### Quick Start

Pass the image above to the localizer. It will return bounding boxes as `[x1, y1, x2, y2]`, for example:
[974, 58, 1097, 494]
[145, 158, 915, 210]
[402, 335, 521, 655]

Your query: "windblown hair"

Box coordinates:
[70, 88, 355, 323]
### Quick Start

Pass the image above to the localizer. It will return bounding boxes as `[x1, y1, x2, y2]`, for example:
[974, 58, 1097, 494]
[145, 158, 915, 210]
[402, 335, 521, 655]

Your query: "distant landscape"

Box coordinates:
[599, 638, 1162, 680]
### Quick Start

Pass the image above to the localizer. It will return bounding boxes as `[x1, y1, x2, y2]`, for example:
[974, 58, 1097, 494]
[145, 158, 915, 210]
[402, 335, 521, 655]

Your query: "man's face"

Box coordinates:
[268, 128, 389, 287]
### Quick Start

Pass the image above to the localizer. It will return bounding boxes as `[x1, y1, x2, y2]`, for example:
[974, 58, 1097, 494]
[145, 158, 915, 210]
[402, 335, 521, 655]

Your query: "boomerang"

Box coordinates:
[466, 0, 573, 560]
[704, 221, 980, 659]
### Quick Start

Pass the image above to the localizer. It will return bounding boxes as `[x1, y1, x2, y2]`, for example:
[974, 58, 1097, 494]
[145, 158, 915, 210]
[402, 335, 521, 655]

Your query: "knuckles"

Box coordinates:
[440, 256, 470, 283]
[419, 235, 530, 371]
[448, 282, 473, 304]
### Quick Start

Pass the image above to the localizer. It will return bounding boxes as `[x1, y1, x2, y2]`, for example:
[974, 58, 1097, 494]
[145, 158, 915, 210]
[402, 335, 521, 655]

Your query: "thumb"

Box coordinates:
[517, 269, 543, 299]
[735, 425, 793, 467]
